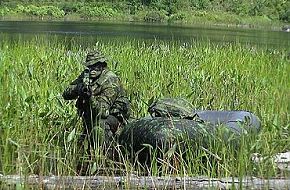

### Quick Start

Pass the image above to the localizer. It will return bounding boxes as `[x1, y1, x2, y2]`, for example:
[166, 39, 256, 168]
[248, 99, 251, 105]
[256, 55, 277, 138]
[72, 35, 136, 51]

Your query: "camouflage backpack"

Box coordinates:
[148, 97, 196, 119]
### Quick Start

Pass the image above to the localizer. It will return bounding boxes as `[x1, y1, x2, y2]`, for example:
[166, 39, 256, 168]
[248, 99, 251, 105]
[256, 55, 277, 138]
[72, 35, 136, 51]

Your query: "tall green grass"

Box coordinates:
[0, 35, 289, 182]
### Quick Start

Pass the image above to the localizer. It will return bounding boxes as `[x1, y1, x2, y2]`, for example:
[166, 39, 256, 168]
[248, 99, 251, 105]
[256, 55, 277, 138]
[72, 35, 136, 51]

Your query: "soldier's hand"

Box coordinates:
[76, 83, 84, 95]
[81, 85, 92, 98]
[76, 83, 91, 98]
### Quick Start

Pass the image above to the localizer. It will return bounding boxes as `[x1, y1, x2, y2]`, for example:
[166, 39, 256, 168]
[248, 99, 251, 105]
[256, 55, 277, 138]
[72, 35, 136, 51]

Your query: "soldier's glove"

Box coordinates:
[106, 115, 121, 134]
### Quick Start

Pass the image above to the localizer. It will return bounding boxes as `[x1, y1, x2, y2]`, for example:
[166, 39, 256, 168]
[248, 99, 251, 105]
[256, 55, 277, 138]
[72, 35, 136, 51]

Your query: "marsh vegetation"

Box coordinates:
[0, 35, 289, 187]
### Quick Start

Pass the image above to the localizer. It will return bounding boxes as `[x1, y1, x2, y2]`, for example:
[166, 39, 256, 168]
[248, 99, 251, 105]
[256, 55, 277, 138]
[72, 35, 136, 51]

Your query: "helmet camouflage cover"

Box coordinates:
[84, 50, 107, 67]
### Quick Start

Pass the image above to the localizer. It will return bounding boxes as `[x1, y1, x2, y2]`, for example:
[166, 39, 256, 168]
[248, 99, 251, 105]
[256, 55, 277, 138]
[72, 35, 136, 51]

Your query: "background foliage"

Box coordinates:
[0, 0, 289, 23]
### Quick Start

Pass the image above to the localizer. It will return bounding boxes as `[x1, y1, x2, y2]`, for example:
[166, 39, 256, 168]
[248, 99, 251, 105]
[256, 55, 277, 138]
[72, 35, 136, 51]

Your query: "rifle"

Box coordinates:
[76, 68, 91, 116]
[82, 68, 92, 98]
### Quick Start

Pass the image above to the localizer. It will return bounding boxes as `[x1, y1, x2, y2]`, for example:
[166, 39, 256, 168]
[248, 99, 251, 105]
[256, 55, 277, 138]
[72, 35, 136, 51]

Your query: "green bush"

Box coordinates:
[60, 3, 78, 14]
[144, 10, 167, 22]
[168, 12, 186, 22]
[0, 7, 10, 17]
[77, 5, 118, 20]
[191, 0, 211, 10]
[16, 5, 25, 13]
[193, 10, 208, 17]
[45, 6, 65, 18]
[16, 5, 64, 18]
[281, 9, 290, 22]
[25, 5, 40, 16]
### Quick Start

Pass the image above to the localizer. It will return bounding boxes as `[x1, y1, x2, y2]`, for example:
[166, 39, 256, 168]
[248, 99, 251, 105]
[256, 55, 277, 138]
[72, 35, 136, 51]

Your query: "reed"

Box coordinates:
[0, 35, 289, 182]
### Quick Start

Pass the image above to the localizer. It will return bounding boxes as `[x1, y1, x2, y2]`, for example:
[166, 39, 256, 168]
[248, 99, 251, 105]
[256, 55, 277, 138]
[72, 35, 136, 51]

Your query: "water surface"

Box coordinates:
[0, 21, 289, 49]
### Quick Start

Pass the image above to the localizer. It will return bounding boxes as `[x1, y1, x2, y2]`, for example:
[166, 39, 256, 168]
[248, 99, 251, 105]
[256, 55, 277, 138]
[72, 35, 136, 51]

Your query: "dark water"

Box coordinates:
[0, 20, 289, 49]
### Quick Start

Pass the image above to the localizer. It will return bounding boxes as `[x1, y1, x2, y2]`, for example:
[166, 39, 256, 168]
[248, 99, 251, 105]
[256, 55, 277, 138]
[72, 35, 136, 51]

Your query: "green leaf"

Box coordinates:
[90, 162, 97, 175]
[67, 128, 76, 143]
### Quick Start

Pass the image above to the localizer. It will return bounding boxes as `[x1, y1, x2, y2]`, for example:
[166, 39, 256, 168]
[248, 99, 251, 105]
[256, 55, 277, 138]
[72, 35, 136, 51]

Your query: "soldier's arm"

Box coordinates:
[91, 76, 120, 118]
[62, 73, 83, 100]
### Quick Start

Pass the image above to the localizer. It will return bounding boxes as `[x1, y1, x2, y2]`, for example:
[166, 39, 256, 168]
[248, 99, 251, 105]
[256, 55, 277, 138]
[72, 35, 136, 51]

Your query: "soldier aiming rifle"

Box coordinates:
[62, 50, 130, 170]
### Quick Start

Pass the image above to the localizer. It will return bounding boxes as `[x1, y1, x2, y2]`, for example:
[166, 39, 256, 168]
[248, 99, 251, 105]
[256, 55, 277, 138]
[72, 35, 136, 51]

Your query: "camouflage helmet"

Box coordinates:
[84, 50, 107, 67]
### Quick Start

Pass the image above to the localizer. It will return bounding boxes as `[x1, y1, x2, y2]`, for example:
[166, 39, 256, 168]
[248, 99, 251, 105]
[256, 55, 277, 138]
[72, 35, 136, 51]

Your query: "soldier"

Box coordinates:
[62, 50, 130, 159]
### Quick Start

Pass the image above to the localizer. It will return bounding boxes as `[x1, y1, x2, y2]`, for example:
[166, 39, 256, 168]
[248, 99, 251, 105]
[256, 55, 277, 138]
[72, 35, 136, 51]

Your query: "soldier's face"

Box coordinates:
[88, 65, 103, 78]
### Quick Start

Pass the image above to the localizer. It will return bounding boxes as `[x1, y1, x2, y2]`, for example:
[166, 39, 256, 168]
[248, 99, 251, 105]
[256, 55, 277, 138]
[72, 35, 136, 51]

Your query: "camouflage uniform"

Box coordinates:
[63, 50, 130, 151]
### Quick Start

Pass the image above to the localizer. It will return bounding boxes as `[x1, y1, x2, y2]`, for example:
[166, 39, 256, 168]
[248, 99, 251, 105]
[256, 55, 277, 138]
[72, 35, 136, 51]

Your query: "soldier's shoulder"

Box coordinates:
[104, 70, 119, 78]
[97, 70, 120, 85]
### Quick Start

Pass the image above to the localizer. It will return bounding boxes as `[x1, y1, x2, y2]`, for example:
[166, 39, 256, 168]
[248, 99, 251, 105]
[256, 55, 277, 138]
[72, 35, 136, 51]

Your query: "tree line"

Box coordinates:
[0, 0, 289, 22]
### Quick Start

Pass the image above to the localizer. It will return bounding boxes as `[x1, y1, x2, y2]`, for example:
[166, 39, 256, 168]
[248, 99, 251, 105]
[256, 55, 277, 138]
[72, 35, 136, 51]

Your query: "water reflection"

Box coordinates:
[0, 21, 289, 49]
